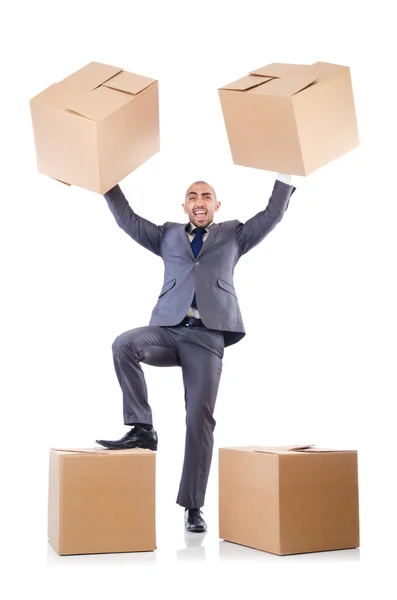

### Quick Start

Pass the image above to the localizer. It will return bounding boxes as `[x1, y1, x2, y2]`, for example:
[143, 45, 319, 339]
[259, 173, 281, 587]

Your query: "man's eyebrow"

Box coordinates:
[188, 191, 212, 196]
[187, 191, 213, 197]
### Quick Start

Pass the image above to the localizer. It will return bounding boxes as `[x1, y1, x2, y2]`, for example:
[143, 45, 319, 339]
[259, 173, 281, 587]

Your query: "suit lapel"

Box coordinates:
[180, 223, 220, 259]
[199, 223, 220, 257]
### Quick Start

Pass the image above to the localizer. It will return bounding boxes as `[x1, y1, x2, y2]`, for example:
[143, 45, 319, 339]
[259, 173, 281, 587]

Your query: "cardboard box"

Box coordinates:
[218, 62, 359, 176]
[219, 444, 359, 555]
[48, 447, 156, 555]
[30, 62, 159, 193]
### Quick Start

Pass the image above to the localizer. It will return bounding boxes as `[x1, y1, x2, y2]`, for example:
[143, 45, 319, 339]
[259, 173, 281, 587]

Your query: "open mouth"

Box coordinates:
[194, 210, 207, 222]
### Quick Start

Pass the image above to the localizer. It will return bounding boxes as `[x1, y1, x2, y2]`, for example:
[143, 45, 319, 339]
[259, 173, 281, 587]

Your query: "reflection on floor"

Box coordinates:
[47, 531, 360, 566]
[176, 531, 207, 561]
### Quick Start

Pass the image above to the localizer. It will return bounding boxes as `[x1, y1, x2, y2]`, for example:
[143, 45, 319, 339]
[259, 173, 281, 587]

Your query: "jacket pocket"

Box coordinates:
[158, 278, 176, 298]
[217, 278, 237, 298]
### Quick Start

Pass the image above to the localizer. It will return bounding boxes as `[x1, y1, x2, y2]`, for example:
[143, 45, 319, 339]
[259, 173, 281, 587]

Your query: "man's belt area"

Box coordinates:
[179, 316, 205, 328]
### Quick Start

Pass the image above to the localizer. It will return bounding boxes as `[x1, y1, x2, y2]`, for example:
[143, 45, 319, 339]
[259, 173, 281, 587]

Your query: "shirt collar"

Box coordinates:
[186, 221, 214, 234]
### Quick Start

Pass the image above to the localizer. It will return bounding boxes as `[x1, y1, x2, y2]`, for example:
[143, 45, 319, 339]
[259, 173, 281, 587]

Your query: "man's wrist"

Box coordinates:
[277, 173, 292, 185]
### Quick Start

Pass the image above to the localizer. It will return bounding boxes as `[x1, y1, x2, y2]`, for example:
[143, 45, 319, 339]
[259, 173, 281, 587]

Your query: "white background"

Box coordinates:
[1, 0, 396, 596]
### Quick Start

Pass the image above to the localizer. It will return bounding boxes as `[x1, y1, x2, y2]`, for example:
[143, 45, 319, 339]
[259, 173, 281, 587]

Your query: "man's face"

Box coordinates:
[183, 182, 221, 228]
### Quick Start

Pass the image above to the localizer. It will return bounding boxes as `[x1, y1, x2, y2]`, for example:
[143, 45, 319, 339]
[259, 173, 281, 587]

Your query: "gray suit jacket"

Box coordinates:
[104, 180, 296, 347]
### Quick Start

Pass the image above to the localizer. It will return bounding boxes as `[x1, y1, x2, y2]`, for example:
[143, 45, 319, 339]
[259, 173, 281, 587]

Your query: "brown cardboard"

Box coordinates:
[219, 61, 359, 176]
[48, 447, 156, 555]
[30, 62, 159, 193]
[219, 445, 359, 555]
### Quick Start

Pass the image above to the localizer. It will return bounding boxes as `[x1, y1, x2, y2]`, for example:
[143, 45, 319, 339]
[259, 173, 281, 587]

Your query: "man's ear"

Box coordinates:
[182, 203, 188, 214]
[215, 201, 222, 212]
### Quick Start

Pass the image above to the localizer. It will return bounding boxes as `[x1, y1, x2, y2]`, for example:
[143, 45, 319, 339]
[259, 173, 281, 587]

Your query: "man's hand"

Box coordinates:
[277, 173, 292, 185]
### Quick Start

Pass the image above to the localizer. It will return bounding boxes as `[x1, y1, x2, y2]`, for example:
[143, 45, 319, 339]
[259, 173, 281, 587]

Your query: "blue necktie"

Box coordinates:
[191, 227, 206, 309]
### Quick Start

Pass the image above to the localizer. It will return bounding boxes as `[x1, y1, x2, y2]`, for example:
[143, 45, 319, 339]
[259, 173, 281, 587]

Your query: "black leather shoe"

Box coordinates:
[96, 426, 158, 451]
[184, 508, 207, 533]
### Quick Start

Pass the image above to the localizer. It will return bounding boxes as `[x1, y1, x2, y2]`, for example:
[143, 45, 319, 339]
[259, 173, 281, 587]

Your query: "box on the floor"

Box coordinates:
[219, 444, 359, 555]
[30, 61, 159, 193]
[218, 61, 359, 176]
[48, 447, 156, 555]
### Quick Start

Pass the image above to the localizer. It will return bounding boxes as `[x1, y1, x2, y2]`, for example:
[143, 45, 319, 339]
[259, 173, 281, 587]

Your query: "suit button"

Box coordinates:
[195, 261, 199, 265]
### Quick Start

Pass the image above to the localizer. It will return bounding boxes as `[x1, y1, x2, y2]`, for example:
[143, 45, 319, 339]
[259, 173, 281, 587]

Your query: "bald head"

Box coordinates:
[185, 180, 217, 201]
[183, 180, 221, 228]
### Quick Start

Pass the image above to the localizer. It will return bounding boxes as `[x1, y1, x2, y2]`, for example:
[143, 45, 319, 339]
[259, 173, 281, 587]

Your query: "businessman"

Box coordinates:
[96, 173, 296, 532]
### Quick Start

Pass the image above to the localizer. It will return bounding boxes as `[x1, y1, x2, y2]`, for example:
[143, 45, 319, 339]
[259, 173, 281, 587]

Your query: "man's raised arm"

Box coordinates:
[237, 174, 296, 256]
[104, 184, 163, 257]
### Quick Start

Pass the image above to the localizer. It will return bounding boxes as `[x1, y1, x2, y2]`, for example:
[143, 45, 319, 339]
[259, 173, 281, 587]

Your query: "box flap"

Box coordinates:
[253, 445, 354, 454]
[66, 85, 133, 121]
[311, 61, 349, 79]
[52, 447, 153, 455]
[60, 61, 123, 94]
[254, 445, 314, 454]
[30, 81, 81, 109]
[250, 62, 318, 79]
[103, 70, 156, 95]
[250, 76, 318, 96]
[292, 447, 355, 453]
[220, 74, 273, 91]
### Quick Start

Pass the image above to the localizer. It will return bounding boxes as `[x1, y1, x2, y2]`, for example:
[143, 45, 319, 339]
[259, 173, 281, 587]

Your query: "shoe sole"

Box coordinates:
[139, 443, 158, 451]
[96, 441, 158, 451]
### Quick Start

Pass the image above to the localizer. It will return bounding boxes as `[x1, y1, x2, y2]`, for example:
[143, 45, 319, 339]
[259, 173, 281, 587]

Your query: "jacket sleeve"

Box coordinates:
[236, 180, 296, 255]
[104, 184, 163, 257]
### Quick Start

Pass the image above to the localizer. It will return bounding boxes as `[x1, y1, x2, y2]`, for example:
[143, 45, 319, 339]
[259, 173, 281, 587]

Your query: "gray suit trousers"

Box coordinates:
[111, 322, 225, 508]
